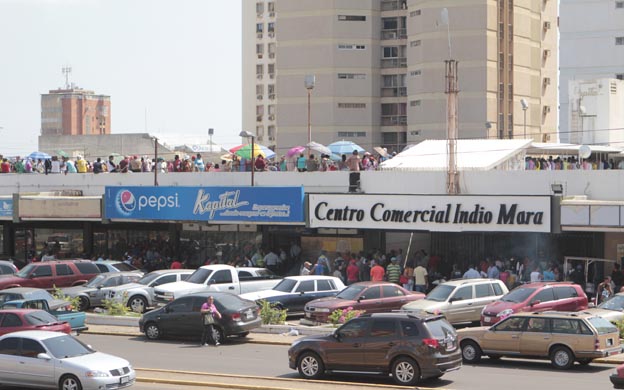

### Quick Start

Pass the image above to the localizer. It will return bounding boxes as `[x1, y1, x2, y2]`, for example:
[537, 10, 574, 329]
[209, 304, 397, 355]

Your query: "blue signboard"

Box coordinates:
[104, 186, 304, 223]
[0, 199, 13, 219]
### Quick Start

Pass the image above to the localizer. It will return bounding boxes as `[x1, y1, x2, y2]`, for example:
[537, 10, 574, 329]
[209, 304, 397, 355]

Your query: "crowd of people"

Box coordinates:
[525, 156, 623, 170]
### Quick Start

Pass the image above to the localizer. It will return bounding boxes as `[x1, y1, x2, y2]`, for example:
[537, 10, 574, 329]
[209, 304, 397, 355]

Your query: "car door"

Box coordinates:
[551, 318, 594, 352]
[324, 318, 370, 370]
[553, 286, 579, 311]
[15, 337, 53, 387]
[364, 318, 399, 370]
[159, 297, 195, 337]
[380, 285, 409, 310]
[148, 274, 179, 302]
[0, 337, 19, 384]
[209, 270, 236, 293]
[445, 285, 474, 324]
[289, 280, 316, 312]
[480, 316, 526, 355]
[527, 288, 556, 312]
[91, 275, 123, 305]
[30, 265, 54, 289]
[54, 264, 74, 287]
[519, 317, 552, 356]
[470, 283, 499, 322]
[354, 286, 384, 313]
[0, 313, 24, 336]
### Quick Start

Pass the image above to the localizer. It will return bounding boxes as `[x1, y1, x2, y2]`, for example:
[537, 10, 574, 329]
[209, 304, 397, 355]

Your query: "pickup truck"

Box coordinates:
[154, 265, 281, 305]
[0, 298, 88, 333]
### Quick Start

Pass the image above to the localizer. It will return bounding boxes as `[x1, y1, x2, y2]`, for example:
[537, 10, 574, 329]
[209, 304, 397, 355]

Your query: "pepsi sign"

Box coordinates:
[105, 186, 304, 224]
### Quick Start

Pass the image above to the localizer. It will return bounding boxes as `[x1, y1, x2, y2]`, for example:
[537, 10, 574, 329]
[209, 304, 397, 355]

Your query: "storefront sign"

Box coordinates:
[104, 186, 304, 224]
[18, 197, 101, 220]
[0, 198, 13, 220]
[309, 194, 551, 233]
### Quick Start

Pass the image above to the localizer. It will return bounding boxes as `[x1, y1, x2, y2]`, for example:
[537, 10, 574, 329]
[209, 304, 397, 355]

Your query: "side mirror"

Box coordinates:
[97, 285, 103, 290]
[37, 353, 52, 360]
[530, 300, 541, 306]
[333, 332, 342, 341]
[299, 291, 305, 295]
[208, 279, 216, 285]
[357, 296, 365, 302]
[164, 306, 172, 313]
[29, 273, 36, 279]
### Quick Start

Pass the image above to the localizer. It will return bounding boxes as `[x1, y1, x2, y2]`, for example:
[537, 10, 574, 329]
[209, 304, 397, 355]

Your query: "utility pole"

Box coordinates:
[154, 137, 159, 186]
[445, 60, 459, 195]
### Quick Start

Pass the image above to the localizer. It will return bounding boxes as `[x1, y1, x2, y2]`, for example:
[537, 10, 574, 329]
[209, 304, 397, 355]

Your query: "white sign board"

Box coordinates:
[309, 195, 551, 233]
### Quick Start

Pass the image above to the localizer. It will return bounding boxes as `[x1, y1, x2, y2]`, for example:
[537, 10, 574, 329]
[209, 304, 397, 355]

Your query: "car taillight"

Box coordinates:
[423, 338, 439, 348]
[231, 313, 241, 321]
[595, 339, 600, 350]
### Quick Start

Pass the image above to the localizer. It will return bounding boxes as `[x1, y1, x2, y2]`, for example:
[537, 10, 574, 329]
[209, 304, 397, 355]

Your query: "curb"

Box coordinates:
[137, 377, 292, 390]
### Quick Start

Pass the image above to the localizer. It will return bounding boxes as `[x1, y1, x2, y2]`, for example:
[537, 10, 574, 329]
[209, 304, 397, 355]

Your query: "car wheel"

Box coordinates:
[391, 356, 420, 386]
[77, 296, 90, 312]
[297, 351, 324, 380]
[59, 374, 82, 390]
[550, 346, 574, 370]
[461, 340, 482, 364]
[212, 326, 225, 344]
[578, 358, 592, 366]
[128, 295, 147, 313]
[145, 323, 161, 340]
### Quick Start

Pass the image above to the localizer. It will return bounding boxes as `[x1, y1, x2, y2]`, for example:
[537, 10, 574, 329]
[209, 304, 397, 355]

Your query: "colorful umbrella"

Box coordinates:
[306, 141, 332, 156]
[56, 150, 69, 158]
[328, 140, 365, 155]
[27, 151, 51, 160]
[233, 144, 276, 160]
[287, 146, 306, 158]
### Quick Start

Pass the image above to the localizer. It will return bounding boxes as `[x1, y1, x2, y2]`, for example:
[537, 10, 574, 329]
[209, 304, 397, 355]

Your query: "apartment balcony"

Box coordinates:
[381, 115, 407, 126]
[381, 29, 407, 40]
[381, 87, 407, 97]
[381, 0, 407, 11]
[381, 57, 407, 68]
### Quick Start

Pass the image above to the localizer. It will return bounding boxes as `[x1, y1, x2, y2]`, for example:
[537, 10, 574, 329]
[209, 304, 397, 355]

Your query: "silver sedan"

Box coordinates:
[0, 330, 135, 390]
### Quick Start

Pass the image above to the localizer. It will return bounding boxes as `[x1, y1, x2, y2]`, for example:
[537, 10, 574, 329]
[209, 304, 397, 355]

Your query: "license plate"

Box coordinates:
[483, 316, 491, 323]
[245, 309, 254, 319]
[120, 376, 129, 384]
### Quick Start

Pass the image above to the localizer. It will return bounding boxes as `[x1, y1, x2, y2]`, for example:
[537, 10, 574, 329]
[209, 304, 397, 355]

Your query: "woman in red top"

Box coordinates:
[346, 260, 359, 285]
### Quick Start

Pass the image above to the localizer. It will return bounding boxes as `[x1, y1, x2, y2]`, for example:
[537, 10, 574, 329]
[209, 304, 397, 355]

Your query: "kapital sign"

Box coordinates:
[105, 186, 304, 223]
[309, 194, 551, 233]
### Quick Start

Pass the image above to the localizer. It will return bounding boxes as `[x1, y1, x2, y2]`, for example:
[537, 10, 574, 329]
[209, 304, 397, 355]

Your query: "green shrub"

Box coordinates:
[102, 292, 130, 316]
[614, 320, 624, 339]
[51, 286, 81, 311]
[258, 300, 287, 325]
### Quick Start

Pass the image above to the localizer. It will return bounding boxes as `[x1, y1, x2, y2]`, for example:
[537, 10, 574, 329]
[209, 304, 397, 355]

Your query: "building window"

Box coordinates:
[256, 85, 263, 95]
[338, 15, 366, 21]
[616, 37, 624, 45]
[616, 73, 624, 80]
[256, 23, 263, 33]
[410, 40, 421, 47]
[337, 132, 366, 137]
[338, 103, 366, 109]
[256, 44, 264, 55]
[410, 70, 421, 76]
[616, 1, 624, 8]
[256, 64, 263, 75]
[410, 100, 421, 107]
[383, 46, 399, 58]
[268, 2, 275, 12]
[256, 2, 264, 14]
[268, 22, 275, 32]
[338, 73, 366, 79]
[338, 44, 366, 50]
[410, 10, 421, 17]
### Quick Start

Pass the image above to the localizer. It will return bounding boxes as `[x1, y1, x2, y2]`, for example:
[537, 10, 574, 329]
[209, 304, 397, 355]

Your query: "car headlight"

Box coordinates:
[315, 308, 330, 313]
[85, 370, 111, 378]
[496, 309, 514, 318]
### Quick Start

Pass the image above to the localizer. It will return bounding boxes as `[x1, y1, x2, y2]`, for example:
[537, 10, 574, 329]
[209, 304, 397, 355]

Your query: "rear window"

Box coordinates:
[424, 318, 456, 339]
[110, 263, 137, 272]
[75, 262, 100, 274]
[588, 317, 618, 335]
[554, 286, 578, 299]
[24, 311, 58, 325]
[475, 283, 494, 298]
[492, 283, 504, 296]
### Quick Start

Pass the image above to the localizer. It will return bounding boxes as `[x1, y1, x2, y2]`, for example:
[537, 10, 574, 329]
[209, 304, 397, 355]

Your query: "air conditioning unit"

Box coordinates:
[257, 13, 263, 18]
[257, 53, 263, 59]
[268, 115, 275, 121]
[269, 53, 275, 59]
[268, 32, 275, 38]
[269, 94, 275, 100]
[543, 21, 551, 30]
[256, 116, 263, 122]
[543, 77, 551, 86]
[256, 94, 263, 100]
[543, 106, 551, 114]
[257, 33, 263, 39]
[543, 49, 551, 59]
[387, 31, 397, 39]
[256, 74, 263, 80]
[269, 73, 275, 79]
[269, 136, 275, 141]
[269, 12, 275, 17]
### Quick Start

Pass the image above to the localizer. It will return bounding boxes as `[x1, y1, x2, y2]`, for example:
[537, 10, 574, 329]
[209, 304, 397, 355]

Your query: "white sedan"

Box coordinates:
[0, 330, 135, 390]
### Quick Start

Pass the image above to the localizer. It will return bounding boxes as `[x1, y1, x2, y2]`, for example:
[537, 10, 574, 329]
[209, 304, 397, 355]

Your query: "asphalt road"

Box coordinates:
[81, 334, 617, 390]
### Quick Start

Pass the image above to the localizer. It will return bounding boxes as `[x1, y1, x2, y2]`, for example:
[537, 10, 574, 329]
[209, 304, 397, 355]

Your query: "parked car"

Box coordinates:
[0, 330, 135, 389]
[153, 265, 281, 305]
[480, 282, 588, 326]
[288, 312, 461, 386]
[304, 282, 425, 323]
[0, 260, 18, 275]
[459, 311, 621, 369]
[401, 279, 509, 325]
[0, 260, 101, 290]
[0, 287, 67, 309]
[0, 298, 87, 333]
[139, 291, 261, 343]
[107, 269, 194, 313]
[0, 309, 71, 335]
[587, 293, 624, 323]
[93, 260, 141, 273]
[240, 275, 346, 315]
[61, 271, 144, 311]
[611, 363, 624, 389]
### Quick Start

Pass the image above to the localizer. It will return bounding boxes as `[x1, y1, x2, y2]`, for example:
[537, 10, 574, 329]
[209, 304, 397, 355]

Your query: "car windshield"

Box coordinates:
[42, 335, 95, 359]
[335, 285, 366, 300]
[137, 272, 160, 286]
[598, 295, 624, 311]
[110, 262, 137, 271]
[25, 311, 59, 325]
[0, 293, 22, 304]
[501, 287, 536, 303]
[187, 268, 213, 284]
[273, 279, 297, 292]
[15, 264, 36, 278]
[84, 274, 108, 288]
[588, 317, 619, 335]
[426, 285, 455, 302]
[253, 269, 277, 278]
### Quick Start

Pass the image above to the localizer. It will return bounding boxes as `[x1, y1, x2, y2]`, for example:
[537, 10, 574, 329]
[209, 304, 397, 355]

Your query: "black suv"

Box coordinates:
[288, 313, 462, 386]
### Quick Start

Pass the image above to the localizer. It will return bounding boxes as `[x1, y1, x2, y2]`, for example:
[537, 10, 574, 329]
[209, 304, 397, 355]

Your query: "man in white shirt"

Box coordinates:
[463, 266, 481, 279]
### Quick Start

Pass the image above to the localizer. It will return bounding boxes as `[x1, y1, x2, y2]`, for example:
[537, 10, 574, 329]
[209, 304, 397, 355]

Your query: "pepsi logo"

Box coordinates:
[115, 190, 136, 216]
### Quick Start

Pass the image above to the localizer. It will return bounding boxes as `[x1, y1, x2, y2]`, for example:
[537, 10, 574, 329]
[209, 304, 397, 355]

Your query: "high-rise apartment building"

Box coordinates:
[242, 0, 558, 155]
[41, 87, 111, 136]
[560, 0, 624, 144]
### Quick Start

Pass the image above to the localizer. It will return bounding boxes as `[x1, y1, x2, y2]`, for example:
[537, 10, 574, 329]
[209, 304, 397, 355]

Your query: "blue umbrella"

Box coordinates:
[328, 140, 365, 156]
[28, 151, 51, 160]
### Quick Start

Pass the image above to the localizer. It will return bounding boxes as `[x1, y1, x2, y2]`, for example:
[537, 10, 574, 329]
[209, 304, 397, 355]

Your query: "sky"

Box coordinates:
[0, 0, 242, 156]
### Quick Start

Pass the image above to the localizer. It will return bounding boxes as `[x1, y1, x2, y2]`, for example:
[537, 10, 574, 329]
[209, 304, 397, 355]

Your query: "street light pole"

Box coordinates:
[208, 128, 214, 152]
[153, 137, 159, 186]
[305, 75, 315, 153]
[239, 130, 256, 187]
[521, 98, 529, 139]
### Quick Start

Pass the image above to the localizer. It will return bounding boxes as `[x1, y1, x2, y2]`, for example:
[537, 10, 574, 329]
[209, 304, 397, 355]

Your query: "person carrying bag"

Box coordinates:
[200, 296, 222, 346]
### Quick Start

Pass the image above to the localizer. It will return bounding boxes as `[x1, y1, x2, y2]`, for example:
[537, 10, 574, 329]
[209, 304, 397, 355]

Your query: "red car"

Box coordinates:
[303, 281, 425, 323]
[480, 282, 588, 326]
[0, 309, 71, 336]
[0, 260, 100, 290]
[611, 363, 624, 389]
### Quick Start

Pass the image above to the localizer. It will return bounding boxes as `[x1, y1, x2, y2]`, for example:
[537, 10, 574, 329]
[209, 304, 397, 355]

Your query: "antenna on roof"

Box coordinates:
[62, 65, 72, 89]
